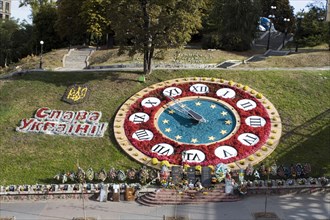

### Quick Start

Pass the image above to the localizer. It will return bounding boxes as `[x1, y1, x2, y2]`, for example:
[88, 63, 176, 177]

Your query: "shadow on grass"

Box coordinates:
[10, 71, 142, 87]
[271, 108, 330, 176]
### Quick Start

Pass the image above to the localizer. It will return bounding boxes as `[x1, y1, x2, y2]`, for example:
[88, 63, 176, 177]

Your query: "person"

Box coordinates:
[194, 178, 203, 190]
[188, 180, 194, 189]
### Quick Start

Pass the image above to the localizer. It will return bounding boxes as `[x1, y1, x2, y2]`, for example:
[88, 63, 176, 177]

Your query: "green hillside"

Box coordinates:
[0, 69, 329, 185]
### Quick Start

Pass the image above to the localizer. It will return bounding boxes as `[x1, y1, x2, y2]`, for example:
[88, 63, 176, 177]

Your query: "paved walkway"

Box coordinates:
[0, 192, 329, 220]
[57, 48, 95, 71]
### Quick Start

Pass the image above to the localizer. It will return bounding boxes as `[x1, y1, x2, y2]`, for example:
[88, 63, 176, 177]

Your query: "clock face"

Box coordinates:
[114, 77, 282, 169]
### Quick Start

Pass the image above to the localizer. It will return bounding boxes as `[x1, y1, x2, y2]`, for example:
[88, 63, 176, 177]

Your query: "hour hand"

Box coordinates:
[165, 95, 206, 123]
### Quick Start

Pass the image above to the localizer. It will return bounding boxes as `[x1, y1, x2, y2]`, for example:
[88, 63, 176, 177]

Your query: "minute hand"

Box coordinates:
[165, 95, 206, 123]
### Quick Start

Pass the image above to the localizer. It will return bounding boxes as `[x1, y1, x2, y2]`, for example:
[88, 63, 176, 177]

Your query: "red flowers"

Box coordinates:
[123, 82, 271, 166]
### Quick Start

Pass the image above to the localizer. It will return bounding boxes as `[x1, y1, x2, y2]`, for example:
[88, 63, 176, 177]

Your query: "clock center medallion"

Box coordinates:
[155, 97, 240, 144]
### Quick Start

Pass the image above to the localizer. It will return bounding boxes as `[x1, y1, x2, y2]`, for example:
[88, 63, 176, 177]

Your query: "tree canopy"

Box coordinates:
[206, 0, 261, 51]
[109, 0, 206, 74]
[1, 0, 328, 69]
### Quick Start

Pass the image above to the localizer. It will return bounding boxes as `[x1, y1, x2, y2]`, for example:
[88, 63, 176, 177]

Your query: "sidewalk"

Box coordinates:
[1, 192, 329, 220]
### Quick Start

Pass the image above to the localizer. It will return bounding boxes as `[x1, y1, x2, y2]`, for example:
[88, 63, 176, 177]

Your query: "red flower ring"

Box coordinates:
[114, 78, 281, 170]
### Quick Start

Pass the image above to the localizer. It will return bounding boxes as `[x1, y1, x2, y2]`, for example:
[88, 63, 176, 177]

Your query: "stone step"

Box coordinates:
[63, 48, 94, 70]
[137, 194, 240, 206]
[136, 187, 240, 206]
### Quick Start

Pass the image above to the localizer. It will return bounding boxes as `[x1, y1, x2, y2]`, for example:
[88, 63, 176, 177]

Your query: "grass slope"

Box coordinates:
[0, 69, 329, 185]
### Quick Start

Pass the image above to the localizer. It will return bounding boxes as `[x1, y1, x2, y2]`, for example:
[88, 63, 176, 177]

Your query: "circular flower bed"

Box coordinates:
[115, 78, 281, 168]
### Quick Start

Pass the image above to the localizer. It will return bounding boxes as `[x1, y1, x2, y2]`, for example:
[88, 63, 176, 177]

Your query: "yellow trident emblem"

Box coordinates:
[67, 85, 88, 102]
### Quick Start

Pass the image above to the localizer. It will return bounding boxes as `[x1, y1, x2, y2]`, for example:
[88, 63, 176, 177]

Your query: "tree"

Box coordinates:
[55, 0, 88, 46]
[208, 0, 261, 51]
[297, 6, 329, 47]
[11, 22, 34, 61]
[109, 0, 206, 75]
[80, 0, 112, 48]
[19, 0, 55, 18]
[0, 20, 19, 67]
[34, 4, 63, 52]
[260, 0, 294, 33]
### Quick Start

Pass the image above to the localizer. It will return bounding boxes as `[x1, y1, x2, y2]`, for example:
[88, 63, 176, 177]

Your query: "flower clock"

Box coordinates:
[114, 77, 282, 170]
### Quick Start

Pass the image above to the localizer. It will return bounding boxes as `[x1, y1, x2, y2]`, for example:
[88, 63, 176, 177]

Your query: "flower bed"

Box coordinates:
[123, 80, 272, 166]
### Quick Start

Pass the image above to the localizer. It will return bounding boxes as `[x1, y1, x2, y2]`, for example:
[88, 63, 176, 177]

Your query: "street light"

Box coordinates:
[266, 6, 276, 50]
[295, 15, 304, 52]
[39, 40, 44, 69]
[282, 18, 290, 48]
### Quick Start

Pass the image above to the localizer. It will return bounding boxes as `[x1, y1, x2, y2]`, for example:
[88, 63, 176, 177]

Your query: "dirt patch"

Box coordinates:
[254, 212, 280, 220]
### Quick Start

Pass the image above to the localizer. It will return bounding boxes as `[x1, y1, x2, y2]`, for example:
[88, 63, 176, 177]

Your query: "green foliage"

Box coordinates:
[0, 20, 34, 67]
[260, 0, 294, 33]
[207, 0, 260, 51]
[298, 6, 328, 47]
[34, 5, 64, 52]
[11, 23, 34, 60]
[19, 0, 55, 18]
[0, 19, 19, 67]
[80, 0, 112, 44]
[55, 0, 88, 45]
[109, 0, 206, 74]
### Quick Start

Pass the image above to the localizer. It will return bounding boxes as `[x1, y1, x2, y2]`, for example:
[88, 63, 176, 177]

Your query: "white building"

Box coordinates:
[0, 0, 11, 20]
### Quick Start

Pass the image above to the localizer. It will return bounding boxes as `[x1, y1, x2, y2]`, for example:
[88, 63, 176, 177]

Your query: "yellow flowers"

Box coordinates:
[161, 160, 170, 167]
[243, 85, 249, 91]
[151, 158, 159, 165]
[256, 93, 263, 99]
[195, 165, 202, 172]
[267, 140, 274, 146]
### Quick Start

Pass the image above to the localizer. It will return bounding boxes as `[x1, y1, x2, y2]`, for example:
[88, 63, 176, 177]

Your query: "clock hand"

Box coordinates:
[165, 95, 206, 123]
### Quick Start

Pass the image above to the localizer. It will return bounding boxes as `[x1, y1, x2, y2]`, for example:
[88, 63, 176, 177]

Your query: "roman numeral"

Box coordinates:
[145, 99, 157, 106]
[242, 134, 258, 145]
[237, 99, 256, 111]
[223, 150, 233, 158]
[222, 91, 229, 97]
[132, 129, 153, 141]
[190, 84, 209, 94]
[152, 145, 170, 155]
[141, 97, 161, 108]
[240, 102, 253, 109]
[134, 130, 149, 140]
[191, 85, 209, 93]
[215, 146, 237, 159]
[245, 116, 266, 127]
[216, 88, 236, 98]
[151, 143, 174, 156]
[133, 115, 146, 122]
[182, 150, 205, 162]
[249, 118, 262, 126]
[129, 113, 150, 124]
[238, 133, 259, 146]
[163, 88, 182, 97]
[133, 114, 146, 122]
[185, 153, 201, 161]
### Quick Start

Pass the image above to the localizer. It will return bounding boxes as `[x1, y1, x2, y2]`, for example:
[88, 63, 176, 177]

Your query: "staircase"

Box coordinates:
[136, 184, 240, 206]
[253, 31, 287, 51]
[60, 48, 95, 70]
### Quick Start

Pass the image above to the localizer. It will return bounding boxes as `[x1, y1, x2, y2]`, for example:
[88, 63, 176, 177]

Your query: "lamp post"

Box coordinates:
[266, 6, 276, 50]
[282, 18, 290, 48]
[295, 15, 304, 52]
[39, 40, 44, 69]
